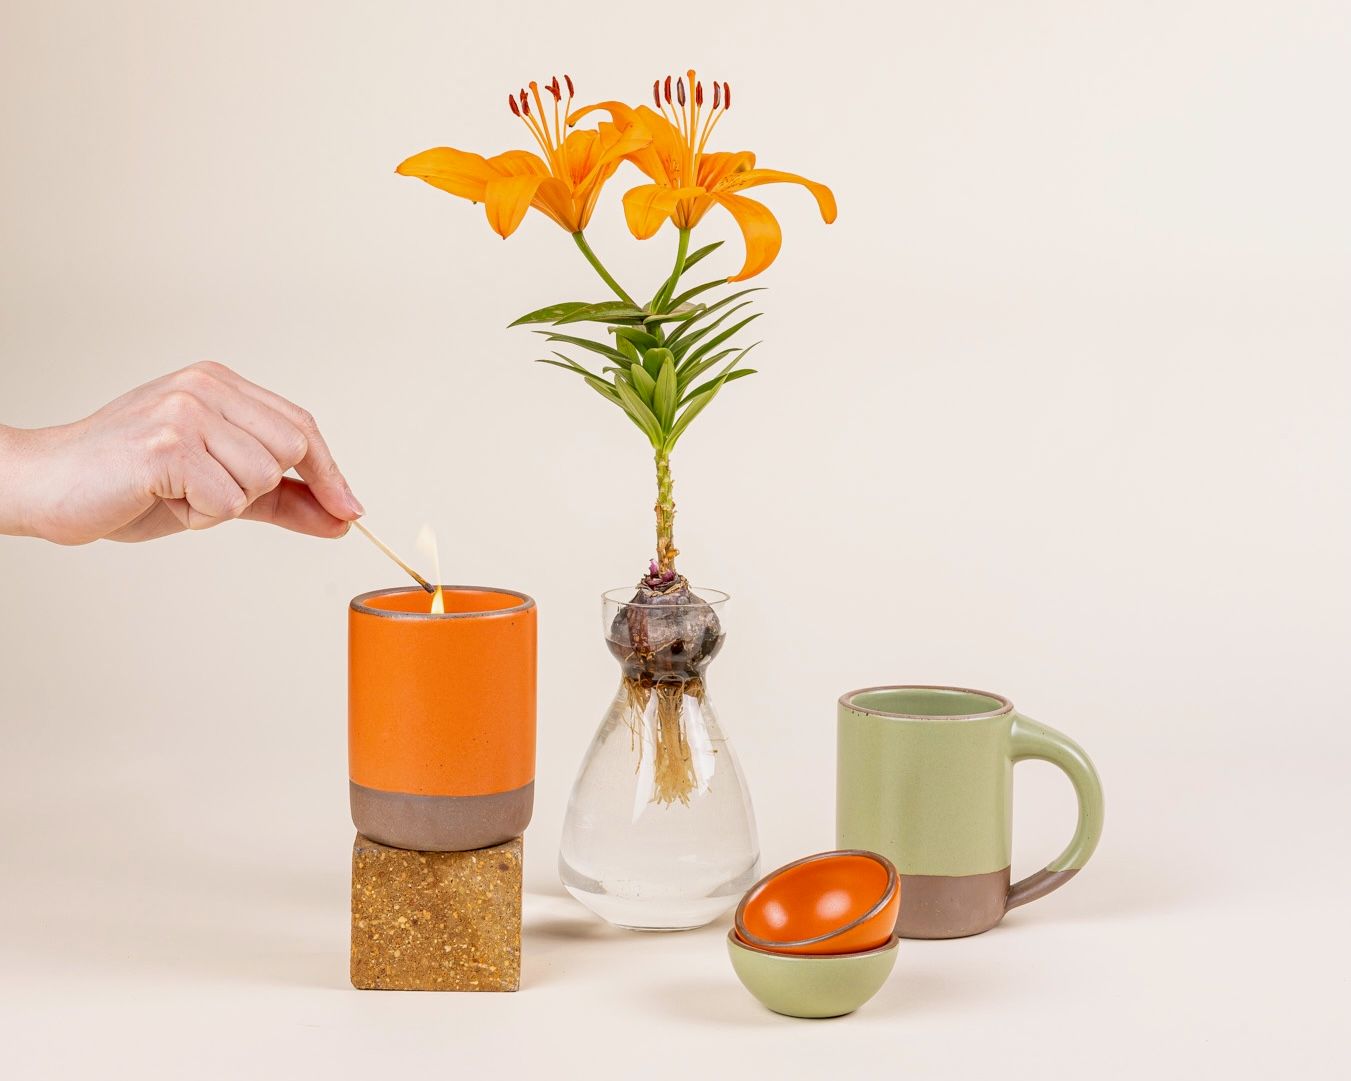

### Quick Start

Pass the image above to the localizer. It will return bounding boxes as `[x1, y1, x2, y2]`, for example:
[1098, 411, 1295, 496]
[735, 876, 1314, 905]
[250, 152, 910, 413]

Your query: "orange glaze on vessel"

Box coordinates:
[349, 586, 536, 799]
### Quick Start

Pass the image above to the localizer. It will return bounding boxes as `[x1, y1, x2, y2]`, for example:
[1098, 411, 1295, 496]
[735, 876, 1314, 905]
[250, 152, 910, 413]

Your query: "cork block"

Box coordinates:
[350, 833, 522, 991]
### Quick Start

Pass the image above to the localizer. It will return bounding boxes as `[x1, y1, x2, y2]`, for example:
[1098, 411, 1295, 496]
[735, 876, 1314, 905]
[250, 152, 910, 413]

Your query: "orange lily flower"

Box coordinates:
[397, 75, 650, 238]
[572, 71, 837, 281]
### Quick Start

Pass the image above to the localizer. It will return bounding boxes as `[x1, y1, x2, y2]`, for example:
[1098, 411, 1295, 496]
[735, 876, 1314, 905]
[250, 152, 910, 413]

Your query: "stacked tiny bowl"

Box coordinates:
[728, 850, 901, 1018]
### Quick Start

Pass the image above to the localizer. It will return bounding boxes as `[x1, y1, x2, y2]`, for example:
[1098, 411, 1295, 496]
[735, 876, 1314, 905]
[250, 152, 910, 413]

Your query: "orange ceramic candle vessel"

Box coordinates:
[734, 850, 901, 956]
[348, 586, 536, 851]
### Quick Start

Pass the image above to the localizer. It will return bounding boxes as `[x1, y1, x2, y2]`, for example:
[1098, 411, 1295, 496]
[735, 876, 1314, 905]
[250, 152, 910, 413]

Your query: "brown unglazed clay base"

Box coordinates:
[351, 833, 522, 991]
[898, 868, 1010, 939]
[898, 866, 1080, 938]
[350, 780, 533, 852]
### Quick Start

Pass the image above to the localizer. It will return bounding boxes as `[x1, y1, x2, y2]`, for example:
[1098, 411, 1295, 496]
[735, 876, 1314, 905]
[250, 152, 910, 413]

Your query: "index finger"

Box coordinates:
[194, 362, 363, 521]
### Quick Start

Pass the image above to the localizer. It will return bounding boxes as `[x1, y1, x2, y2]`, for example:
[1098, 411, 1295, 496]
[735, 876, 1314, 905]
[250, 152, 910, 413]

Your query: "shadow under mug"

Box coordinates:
[349, 586, 536, 851]
[837, 685, 1103, 939]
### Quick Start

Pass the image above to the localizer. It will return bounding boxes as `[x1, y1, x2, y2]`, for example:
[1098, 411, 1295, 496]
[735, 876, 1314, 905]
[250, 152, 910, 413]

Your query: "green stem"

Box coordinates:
[655, 449, 677, 574]
[572, 231, 637, 307]
[656, 227, 691, 312]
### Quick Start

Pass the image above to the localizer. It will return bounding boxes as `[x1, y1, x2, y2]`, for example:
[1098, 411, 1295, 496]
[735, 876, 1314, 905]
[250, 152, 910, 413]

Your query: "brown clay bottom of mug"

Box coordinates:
[898, 866, 1080, 938]
[350, 780, 534, 852]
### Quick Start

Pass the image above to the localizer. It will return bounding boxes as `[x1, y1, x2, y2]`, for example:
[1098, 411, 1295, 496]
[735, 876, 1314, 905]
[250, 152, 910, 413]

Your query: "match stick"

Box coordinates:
[351, 520, 437, 594]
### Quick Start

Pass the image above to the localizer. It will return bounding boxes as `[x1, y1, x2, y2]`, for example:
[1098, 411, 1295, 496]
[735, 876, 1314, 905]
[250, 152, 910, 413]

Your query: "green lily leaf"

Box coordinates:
[679, 367, 756, 406]
[611, 326, 662, 352]
[664, 355, 753, 451]
[643, 346, 674, 382]
[509, 301, 588, 328]
[643, 304, 707, 327]
[534, 353, 601, 380]
[679, 343, 759, 393]
[665, 289, 763, 347]
[539, 332, 628, 363]
[629, 360, 657, 405]
[653, 356, 677, 430]
[667, 277, 733, 310]
[583, 376, 620, 404]
[665, 389, 716, 449]
[667, 302, 756, 364]
[676, 347, 738, 390]
[613, 378, 663, 446]
[647, 241, 725, 310]
[680, 313, 761, 369]
[553, 302, 648, 325]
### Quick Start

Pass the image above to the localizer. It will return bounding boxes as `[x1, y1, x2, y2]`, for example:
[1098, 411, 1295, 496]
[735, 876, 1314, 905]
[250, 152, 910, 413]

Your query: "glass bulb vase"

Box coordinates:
[559, 587, 761, 931]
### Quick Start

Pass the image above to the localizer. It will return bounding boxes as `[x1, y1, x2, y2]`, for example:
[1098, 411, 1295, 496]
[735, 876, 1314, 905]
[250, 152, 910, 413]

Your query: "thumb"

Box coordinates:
[241, 477, 352, 538]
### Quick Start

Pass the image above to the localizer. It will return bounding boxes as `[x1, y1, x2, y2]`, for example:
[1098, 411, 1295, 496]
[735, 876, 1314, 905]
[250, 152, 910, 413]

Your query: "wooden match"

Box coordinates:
[351, 520, 437, 594]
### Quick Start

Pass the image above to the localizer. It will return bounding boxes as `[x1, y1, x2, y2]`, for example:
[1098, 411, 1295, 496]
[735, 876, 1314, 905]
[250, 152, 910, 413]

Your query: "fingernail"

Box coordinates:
[343, 483, 365, 517]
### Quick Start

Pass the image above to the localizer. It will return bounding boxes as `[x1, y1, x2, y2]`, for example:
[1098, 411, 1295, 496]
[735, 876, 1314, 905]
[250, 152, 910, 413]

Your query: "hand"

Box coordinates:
[0, 362, 364, 544]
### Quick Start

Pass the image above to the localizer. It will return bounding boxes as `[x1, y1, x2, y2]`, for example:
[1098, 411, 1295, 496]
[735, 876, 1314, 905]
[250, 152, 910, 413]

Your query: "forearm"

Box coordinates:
[0, 423, 43, 537]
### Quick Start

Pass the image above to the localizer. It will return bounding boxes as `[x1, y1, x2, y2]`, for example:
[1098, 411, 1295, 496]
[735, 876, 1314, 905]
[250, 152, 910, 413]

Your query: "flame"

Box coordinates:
[416, 524, 445, 614]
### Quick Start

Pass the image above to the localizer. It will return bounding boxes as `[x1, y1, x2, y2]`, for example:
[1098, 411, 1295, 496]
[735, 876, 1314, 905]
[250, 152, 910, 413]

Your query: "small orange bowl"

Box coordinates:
[734, 850, 900, 956]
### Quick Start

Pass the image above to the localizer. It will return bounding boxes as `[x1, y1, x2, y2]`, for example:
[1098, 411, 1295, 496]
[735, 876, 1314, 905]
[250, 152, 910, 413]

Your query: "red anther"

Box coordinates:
[508, 93, 520, 117]
[664, 75, 672, 104]
[695, 81, 704, 107]
[547, 75, 561, 101]
[564, 74, 574, 96]
[713, 82, 721, 109]
[676, 77, 685, 106]
[723, 82, 731, 109]
[519, 89, 530, 115]
[653, 79, 661, 108]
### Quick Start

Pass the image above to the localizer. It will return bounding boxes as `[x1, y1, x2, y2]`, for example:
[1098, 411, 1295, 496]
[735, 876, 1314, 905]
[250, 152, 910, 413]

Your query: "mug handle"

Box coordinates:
[1005, 713, 1105, 911]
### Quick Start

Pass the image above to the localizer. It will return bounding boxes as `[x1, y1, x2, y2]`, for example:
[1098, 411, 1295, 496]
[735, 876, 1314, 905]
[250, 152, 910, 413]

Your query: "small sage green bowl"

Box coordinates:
[726, 932, 899, 1018]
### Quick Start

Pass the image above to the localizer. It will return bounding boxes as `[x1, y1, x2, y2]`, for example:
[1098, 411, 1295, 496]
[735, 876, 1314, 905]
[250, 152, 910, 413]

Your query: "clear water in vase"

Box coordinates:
[559, 587, 760, 931]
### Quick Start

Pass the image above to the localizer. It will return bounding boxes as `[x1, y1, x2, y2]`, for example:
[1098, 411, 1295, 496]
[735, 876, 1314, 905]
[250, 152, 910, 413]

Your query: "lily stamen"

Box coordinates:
[695, 80, 729, 158]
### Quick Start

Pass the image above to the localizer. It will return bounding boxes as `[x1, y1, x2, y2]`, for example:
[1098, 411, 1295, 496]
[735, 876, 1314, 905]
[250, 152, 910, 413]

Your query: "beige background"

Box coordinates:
[2, 1, 1348, 1077]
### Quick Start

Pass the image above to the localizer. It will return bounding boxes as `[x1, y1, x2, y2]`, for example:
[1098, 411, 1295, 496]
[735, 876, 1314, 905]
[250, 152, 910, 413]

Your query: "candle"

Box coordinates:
[348, 586, 537, 851]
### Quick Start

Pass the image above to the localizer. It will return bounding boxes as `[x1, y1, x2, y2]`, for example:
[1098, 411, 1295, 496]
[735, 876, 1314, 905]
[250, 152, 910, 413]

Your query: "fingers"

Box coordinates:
[241, 477, 351, 538]
[181, 362, 363, 521]
[160, 443, 248, 531]
[199, 411, 285, 508]
[204, 384, 311, 479]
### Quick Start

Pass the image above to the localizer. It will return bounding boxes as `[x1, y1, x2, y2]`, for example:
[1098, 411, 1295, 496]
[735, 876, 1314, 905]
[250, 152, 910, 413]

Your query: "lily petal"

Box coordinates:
[572, 102, 677, 186]
[623, 184, 705, 240]
[484, 173, 547, 238]
[710, 191, 783, 281]
[532, 176, 583, 232]
[396, 146, 497, 202]
[577, 119, 652, 189]
[487, 149, 552, 177]
[698, 151, 757, 189]
[713, 168, 837, 223]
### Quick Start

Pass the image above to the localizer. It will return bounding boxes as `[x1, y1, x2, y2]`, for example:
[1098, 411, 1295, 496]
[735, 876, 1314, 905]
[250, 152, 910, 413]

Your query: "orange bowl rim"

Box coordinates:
[351, 585, 536, 621]
[733, 849, 899, 952]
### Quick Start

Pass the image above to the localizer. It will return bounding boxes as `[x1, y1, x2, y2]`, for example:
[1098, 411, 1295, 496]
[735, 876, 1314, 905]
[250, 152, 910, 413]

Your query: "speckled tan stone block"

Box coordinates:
[350, 833, 521, 991]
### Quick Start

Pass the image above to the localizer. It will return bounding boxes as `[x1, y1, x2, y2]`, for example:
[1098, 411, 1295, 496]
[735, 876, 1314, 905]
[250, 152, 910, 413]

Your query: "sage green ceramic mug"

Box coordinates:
[837, 685, 1103, 939]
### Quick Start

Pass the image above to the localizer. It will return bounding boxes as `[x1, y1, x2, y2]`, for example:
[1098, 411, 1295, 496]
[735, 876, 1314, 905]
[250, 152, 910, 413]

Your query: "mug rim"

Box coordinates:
[350, 585, 535, 621]
[733, 849, 899, 952]
[839, 684, 1013, 720]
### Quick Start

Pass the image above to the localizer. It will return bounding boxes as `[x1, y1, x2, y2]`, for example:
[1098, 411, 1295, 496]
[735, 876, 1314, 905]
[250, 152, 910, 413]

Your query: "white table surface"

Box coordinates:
[2, 744, 1344, 1080]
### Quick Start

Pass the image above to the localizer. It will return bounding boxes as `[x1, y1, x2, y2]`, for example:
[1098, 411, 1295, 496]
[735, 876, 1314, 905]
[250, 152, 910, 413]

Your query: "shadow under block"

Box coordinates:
[350, 833, 522, 991]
